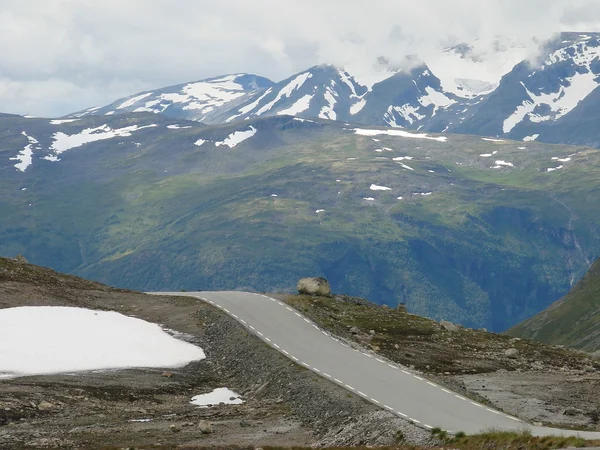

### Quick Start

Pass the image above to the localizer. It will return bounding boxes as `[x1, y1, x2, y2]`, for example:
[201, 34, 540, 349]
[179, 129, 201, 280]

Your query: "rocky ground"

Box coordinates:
[0, 258, 438, 449]
[277, 293, 600, 432]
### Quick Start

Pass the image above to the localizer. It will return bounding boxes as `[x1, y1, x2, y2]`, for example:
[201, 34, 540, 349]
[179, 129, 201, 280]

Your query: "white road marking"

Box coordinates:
[265, 337, 271, 342]
[295, 312, 302, 317]
[486, 408, 500, 414]
[312, 325, 319, 330]
[208, 300, 215, 304]
[455, 395, 467, 401]
[384, 405, 393, 411]
[323, 373, 332, 378]
[370, 398, 380, 404]
[291, 356, 299, 361]
[376, 358, 385, 363]
[411, 418, 421, 424]
[364, 354, 373, 358]
[470, 402, 484, 408]
[401, 369, 410, 374]
[249, 325, 256, 330]
[282, 350, 289, 355]
[345, 385, 355, 391]
[427, 382, 437, 387]
[423, 424, 433, 429]
[413, 375, 424, 380]
[397, 412, 408, 418]
[357, 391, 367, 397]
[304, 318, 310, 323]
[334, 378, 342, 383]
[223, 308, 230, 313]
[313, 368, 321, 373]
[508, 416, 521, 422]
[302, 362, 310, 367]
[231, 314, 238, 319]
[273, 343, 280, 349]
[240, 319, 247, 324]
[441, 388, 452, 394]
[257, 331, 263, 336]
[285, 306, 293, 311]
[331, 337, 339, 342]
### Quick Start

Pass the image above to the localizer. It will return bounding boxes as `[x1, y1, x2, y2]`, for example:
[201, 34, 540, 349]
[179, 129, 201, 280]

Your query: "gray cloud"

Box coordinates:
[0, 0, 599, 117]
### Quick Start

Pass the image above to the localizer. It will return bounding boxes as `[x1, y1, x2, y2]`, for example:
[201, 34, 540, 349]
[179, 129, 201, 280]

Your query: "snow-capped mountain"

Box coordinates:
[452, 32, 600, 145]
[68, 32, 600, 148]
[70, 74, 274, 123]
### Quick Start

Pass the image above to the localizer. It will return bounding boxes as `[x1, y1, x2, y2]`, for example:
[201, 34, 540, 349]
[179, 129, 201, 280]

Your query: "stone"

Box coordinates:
[240, 420, 251, 427]
[505, 348, 519, 359]
[349, 326, 360, 334]
[591, 350, 600, 360]
[14, 254, 27, 264]
[37, 402, 55, 411]
[198, 420, 213, 434]
[394, 344, 400, 350]
[169, 424, 180, 432]
[440, 320, 459, 332]
[297, 277, 331, 297]
[396, 303, 407, 313]
[563, 407, 584, 416]
[369, 330, 376, 335]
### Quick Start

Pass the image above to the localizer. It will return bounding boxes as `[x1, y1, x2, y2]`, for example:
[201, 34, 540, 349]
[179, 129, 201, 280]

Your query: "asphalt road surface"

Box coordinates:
[153, 291, 600, 439]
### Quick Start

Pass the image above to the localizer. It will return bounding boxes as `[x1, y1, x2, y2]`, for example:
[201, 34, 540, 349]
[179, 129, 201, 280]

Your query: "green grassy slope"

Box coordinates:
[508, 258, 600, 351]
[1, 113, 600, 332]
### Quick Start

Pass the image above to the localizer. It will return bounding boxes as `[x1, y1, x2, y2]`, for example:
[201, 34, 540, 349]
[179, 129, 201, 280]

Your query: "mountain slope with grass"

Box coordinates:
[508, 258, 600, 352]
[1, 112, 600, 332]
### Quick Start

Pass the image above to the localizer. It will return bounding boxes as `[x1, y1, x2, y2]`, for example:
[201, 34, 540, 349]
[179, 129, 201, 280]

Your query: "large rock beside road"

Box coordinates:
[297, 277, 331, 297]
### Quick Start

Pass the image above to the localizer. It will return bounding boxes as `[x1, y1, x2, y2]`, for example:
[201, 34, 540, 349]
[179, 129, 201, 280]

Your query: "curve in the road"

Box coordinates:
[152, 291, 600, 439]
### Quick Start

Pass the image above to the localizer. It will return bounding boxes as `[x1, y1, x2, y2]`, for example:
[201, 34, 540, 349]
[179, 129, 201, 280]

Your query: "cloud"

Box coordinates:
[0, 0, 599, 116]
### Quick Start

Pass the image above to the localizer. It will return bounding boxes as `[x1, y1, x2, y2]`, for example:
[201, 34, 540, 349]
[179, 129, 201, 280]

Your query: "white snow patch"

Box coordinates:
[257, 73, 313, 115]
[551, 156, 571, 162]
[10, 132, 39, 172]
[167, 124, 192, 129]
[480, 153, 492, 157]
[428, 170, 435, 173]
[50, 124, 157, 155]
[0, 307, 205, 379]
[384, 104, 425, 127]
[190, 388, 243, 408]
[215, 126, 257, 148]
[271, 194, 278, 197]
[397, 162, 415, 171]
[354, 128, 447, 142]
[319, 88, 337, 120]
[418, 87, 456, 116]
[370, 184, 391, 191]
[481, 138, 506, 143]
[397, 196, 403, 200]
[43, 155, 59, 162]
[363, 197, 375, 201]
[277, 94, 313, 116]
[315, 209, 325, 213]
[523, 134, 539, 142]
[292, 117, 315, 123]
[238, 88, 273, 115]
[105, 111, 115, 116]
[117, 92, 153, 110]
[392, 156, 413, 161]
[350, 98, 367, 115]
[50, 119, 80, 125]
[491, 160, 514, 168]
[518, 146, 527, 150]
[414, 192, 432, 196]
[194, 139, 206, 146]
[347, 157, 357, 160]
[547, 165, 564, 172]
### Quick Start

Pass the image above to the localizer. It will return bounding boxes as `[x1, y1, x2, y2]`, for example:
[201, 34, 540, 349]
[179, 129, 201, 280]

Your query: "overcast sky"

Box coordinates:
[1, 0, 599, 117]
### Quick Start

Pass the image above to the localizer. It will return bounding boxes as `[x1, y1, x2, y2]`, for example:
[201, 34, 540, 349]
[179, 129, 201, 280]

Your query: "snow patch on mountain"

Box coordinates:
[49, 124, 158, 156]
[215, 126, 257, 148]
[10, 132, 40, 172]
[354, 128, 447, 142]
[50, 119, 80, 125]
[0, 306, 205, 379]
[277, 94, 313, 116]
[117, 92, 153, 110]
[256, 72, 313, 115]
[319, 87, 337, 120]
[370, 184, 391, 191]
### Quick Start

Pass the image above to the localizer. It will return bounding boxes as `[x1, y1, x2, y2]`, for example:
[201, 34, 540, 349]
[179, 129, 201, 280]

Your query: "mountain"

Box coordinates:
[507, 258, 600, 352]
[2, 112, 600, 333]
[69, 73, 274, 123]
[451, 33, 600, 146]
[69, 33, 600, 149]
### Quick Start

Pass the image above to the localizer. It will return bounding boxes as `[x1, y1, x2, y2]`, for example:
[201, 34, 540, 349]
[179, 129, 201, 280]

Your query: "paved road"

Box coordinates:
[153, 291, 600, 438]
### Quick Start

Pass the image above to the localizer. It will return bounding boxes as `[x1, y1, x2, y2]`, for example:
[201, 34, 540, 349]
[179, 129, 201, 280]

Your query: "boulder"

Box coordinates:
[37, 401, 55, 411]
[297, 277, 331, 297]
[348, 326, 360, 334]
[563, 407, 584, 416]
[591, 350, 600, 360]
[505, 348, 519, 359]
[440, 320, 459, 332]
[14, 254, 27, 264]
[198, 420, 213, 434]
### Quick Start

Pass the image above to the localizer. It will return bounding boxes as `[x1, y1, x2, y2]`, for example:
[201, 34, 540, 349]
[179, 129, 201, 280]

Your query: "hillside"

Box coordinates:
[1, 112, 600, 333]
[508, 258, 600, 352]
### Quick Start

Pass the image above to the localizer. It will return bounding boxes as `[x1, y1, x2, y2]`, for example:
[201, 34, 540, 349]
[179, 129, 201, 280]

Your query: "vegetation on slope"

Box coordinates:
[2, 114, 600, 332]
[508, 258, 600, 351]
